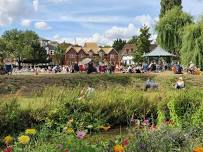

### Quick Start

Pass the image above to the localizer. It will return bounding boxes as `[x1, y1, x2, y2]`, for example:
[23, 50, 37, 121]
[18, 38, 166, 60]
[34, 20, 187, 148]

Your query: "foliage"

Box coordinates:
[52, 42, 70, 65]
[0, 38, 8, 64]
[127, 36, 138, 44]
[2, 29, 48, 67]
[0, 74, 203, 151]
[2, 29, 24, 67]
[156, 7, 193, 54]
[112, 38, 126, 53]
[1, 124, 202, 152]
[180, 19, 203, 69]
[160, 0, 182, 17]
[133, 25, 151, 63]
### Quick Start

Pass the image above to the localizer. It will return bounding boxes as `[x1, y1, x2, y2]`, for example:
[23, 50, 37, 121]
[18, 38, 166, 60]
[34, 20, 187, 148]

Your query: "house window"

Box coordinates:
[131, 48, 134, 52]
[50, 51, 53, 55]
[69, 54, 75, 58]
[110, 54, 115, 59]
[126, 49, 129, 54]
[129, 60, 132, 65]
[80, 54, 83, 58]
[99, 51, 104, 58]
[89, 52, 93, 57]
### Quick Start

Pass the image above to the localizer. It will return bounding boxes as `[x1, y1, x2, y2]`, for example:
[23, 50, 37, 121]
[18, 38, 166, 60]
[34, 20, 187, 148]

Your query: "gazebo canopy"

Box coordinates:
[143, 46, 175, 57]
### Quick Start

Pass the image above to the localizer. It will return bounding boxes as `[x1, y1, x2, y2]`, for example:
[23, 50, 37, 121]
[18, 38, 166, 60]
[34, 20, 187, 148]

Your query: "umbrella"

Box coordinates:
[81, 58, 92, 65]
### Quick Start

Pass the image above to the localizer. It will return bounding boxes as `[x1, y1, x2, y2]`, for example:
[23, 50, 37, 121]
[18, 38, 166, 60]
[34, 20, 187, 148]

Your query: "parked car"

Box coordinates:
[4, 64, 13, 74]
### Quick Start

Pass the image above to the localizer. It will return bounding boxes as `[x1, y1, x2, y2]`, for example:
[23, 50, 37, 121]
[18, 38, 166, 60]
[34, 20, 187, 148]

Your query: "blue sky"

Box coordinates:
[0, 0, 203, 45]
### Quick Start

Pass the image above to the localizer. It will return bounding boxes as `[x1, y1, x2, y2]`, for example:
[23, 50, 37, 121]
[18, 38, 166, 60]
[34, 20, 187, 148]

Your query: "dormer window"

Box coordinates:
[126, 49, 129, 54]
[110, 54, 115, 59]
[89, 51, 93, 57]
[99, 51, 104, 58]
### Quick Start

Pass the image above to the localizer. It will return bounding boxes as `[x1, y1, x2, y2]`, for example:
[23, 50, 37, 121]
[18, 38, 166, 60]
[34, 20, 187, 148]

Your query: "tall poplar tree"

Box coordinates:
[160, 0, 182, 17]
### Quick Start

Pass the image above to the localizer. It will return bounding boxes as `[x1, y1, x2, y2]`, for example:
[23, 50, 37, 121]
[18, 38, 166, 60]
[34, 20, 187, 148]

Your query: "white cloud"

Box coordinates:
[53, 23, 141, 45]
[35, 21, 51, 30]
[33, 0, 39, 12]
[60, 15, 129, 23]
[134, 15, 154, 27]
[105, 23, 139, 40]
[21, 19, 31, 27]
[53, 33, 110, 45]
[0, 0, 32, 26]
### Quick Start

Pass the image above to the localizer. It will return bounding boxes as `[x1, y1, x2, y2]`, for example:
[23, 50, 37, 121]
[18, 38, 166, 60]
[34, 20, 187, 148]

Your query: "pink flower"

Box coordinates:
[122, 138, 129, 147]
[142, 119, 150, 126]
[3, 146, 13, 152]
[76, 131, 86, 139]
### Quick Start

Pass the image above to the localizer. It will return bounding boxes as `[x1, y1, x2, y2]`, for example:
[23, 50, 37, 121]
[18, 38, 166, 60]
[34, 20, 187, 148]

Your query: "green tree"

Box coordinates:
[0, 38, 8, 64]
[156, 7, 192, 55]
[2, 29, 24, 68]
[128, 36, 138, 44]
[112, 38, 126, 53]
[2, 29, 48, 67]
[133, 25, 151, 63]
[160, 0, 182, 17]
[52, 42, 70, 65]
[181, 19, 203, 69]
[52, 46, 64, 65]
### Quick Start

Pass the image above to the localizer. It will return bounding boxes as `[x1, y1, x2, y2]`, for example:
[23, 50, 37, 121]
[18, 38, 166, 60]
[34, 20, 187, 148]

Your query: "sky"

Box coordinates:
[0, 0, 203, 45]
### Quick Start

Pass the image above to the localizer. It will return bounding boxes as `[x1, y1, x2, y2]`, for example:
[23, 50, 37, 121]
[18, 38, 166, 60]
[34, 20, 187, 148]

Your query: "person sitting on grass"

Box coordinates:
[175, 77, 185, 89]
[144, 78, 158, 91]
[78, 83, 95, 100]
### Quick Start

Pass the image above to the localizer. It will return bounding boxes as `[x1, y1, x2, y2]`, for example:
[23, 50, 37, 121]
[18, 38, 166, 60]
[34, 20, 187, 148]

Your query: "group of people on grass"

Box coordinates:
[172, 61, 201, 75]
[78, 76, 185, 100]
[144, 76, 185, 91]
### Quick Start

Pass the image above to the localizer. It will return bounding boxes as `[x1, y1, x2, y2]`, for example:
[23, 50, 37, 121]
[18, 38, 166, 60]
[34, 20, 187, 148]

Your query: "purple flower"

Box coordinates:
[76, 131, 86, 139]
[142, 119, 150, 126]
[140, 143, 146, 149]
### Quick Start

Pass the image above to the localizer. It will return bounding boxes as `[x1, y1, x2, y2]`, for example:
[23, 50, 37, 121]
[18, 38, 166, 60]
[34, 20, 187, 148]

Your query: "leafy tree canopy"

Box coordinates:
[156, 7, 193, 54]
[112, 38, 126, 53]
[2, 29, 47, 66]
[0, 38, 8, 64]
[128, 36, 138, 44]
[160, 0, 182, 17]
[133, 25, 151, 63]
[181, 18, 203, 69]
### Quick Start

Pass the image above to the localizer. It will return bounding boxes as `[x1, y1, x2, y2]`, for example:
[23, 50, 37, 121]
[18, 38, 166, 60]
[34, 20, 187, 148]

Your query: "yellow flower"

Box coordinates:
[68, 118, 74, 124]
[114, 144, 125, 152]
[66, 128, 74, 134]
[193, 147, 203, 152]
[25, 128, 37, 135]
[99, 125, 111, 132]
[3, 135, 13, 145]
[67, 139, 72, 145]
[18, 135, 30, 145]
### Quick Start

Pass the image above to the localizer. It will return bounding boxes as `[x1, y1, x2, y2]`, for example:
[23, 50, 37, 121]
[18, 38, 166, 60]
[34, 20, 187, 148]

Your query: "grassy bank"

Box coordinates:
[0, 73, 203, 151]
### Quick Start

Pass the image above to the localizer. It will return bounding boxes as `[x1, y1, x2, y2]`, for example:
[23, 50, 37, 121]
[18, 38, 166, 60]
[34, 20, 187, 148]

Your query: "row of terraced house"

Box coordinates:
[40, 38, 157, 66]
[64, 42, 119, 65]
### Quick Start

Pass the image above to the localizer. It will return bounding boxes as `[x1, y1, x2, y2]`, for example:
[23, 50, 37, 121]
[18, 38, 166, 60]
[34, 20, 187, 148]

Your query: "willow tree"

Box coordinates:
[160, 0, 182, 17]
[156, 7, 192, 55]
[181, 20, 203, 69]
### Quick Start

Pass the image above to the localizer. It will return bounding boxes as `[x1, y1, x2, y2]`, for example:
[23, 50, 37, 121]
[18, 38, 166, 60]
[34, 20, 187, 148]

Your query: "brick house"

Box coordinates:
[64, 42, 119, 65]
[121, 44, 136, 65]
[121, 43, 157, 65]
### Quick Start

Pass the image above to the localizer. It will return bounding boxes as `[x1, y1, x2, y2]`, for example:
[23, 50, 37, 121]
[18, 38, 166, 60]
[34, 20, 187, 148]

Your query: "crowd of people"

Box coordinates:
[0, 60, 201, 75]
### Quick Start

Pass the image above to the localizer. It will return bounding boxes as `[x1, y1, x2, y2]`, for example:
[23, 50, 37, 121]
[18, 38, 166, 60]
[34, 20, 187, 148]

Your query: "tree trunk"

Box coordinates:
[18, 57, 22, 70]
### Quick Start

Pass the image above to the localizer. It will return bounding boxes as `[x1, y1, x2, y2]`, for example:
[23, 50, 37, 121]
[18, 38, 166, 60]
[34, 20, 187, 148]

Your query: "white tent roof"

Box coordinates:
[143, 46, 175, 57]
